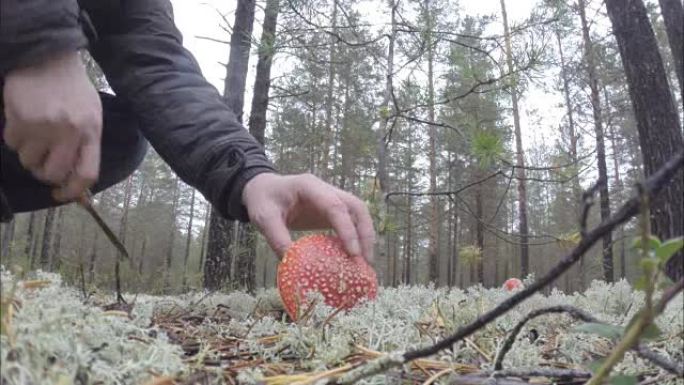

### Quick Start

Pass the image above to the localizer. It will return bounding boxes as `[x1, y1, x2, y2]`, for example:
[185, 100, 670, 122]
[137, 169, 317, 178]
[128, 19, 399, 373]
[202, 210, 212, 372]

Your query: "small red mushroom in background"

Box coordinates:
[503, 278, 524, 291]
[277, 234, 378, 320]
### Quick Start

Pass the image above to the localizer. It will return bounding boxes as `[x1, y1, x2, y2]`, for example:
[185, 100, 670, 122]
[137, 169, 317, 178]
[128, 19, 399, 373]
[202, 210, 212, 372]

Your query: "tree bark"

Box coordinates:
[375, 0, 397, 286]
[25, 212, 36, 266]
[1, 219, 15, 259]
[50, 207, 65, 271]
[425, 0, 440, 285]
[604, 0, 684, 280]
[206, 0, 257, 289]
[579, 0, 614, 282]
[657, 0, 683, 101]
[321, 0, 338, 177]
[204, 208, 234, 290]
[182, 188, 196, 289]
[557, 30, 582, 291]
[39, 208, 56, 271]
[165, 177, 180, 291]
[476, 182, 485, 285]
[500, 0, 530, 279]
[248, 0, 280, 146]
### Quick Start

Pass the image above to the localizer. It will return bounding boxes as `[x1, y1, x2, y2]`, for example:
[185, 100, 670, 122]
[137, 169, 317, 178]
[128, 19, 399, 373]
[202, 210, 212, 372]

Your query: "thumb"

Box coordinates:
[253, 211, 292, 259]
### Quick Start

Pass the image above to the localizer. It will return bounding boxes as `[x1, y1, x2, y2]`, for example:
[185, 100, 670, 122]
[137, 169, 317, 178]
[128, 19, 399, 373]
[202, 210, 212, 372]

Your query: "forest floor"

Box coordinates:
[1, 268, 682, 385]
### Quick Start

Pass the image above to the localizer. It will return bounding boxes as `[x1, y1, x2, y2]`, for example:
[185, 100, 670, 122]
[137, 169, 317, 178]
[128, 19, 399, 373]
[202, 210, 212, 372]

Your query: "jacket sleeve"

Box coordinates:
[85, 0, 275, 222]
[0, 0, 88, 75]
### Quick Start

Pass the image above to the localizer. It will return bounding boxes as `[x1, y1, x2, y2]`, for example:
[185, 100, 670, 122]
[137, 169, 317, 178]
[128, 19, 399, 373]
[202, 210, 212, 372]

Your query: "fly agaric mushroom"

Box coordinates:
[277, 234, 378, 320]
[503, 277, 524, 291]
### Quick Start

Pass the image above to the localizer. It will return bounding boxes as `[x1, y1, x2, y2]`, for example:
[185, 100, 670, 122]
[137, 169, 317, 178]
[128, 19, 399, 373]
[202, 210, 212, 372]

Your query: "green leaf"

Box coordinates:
[639, 258, 658, 275]
[655, 237, 683, 262]
[573, 322, 623, 340]
[632, 236, 661, 251]
[610, 374, 637, 385]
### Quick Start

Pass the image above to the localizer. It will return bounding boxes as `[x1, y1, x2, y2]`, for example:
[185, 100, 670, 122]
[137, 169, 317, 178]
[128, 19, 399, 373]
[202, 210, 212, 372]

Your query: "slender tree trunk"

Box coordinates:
[424, 0, 440, 285]
[375, 0, 397, 286]
[204, 209, 233, 290]
[604, 87, 627, 280]
[557, 29, 582, 291]
[138, 237, 146, 276]
[447, 153, 453, 286]
[165, 177, 180, 291]
[321, 0, 338, 177]
[88, 231, 99, 284]
[248, 0, 279, 145]
[182, 188, 196, 289]
[657, 0, 683, 100]
[25, 212, 36, 266]
[50, 207, 65, 271]
[1, 219, 15, 259]
[604, 0, 684, 280]
[578, 0, 614, 283]
[40, 208, 56, 271]
[475, 183, 485, 285]
[500, 0, 530, 278]
[452, 199, 459, 287]
[205, 0, 257, 289]
[198, 206, 210, 273]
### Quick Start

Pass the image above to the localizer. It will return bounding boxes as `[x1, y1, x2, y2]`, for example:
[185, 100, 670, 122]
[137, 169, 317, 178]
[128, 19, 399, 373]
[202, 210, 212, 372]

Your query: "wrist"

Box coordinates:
[242, 172, 279, 206]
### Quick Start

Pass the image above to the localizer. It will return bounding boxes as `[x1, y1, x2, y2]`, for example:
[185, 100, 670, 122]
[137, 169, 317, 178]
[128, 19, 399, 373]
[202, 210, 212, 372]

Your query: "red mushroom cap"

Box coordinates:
[277, 234, 378, 320]
[503, 278, 524, 291]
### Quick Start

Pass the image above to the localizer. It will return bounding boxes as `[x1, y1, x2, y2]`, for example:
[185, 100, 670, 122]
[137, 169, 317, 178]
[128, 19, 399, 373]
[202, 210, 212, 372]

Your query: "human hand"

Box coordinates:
[2, 50, 102, 202]
[242, 173, 376, 262]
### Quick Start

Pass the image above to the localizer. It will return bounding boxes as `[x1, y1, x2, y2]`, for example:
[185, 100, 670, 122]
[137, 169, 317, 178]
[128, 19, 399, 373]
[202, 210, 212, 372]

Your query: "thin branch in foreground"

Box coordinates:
[493, 305, 598, 370]
[328, 149, 684, 384]
[492, 305, 683, 376]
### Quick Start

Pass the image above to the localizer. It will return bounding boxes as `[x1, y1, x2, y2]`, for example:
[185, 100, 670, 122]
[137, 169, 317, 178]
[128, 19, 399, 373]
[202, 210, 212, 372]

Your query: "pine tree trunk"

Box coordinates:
[321, 0, 338, 177]
[198, 207, 210, 273]
[500, 0, 530, 279]
[182, 188, 196, 289]
[0, 219, 17, 265]
[1, 219, 15, 259]
[206, 0, 257, 290]
[165, 177, 180, 291]
[40, 208, 56, 271]
[424, 0, 440, 285]
[375, 0, 397, 286]
[579, 0, 614, 282]
[50, 207, 65, 271]
[604, 0, 684, 280]
[657, 0, 683, 100]
[475, 183, 485, 285]
[204, 208, 234, 290]
[25, 212, 36, 266]
[248, 0, 279, 145]
[557, 30, 582, 291]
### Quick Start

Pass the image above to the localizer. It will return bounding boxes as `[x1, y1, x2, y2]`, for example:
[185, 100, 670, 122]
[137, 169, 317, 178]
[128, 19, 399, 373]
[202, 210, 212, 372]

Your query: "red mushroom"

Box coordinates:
[503, 278, 524, 291]
[277, 234, 378, 320]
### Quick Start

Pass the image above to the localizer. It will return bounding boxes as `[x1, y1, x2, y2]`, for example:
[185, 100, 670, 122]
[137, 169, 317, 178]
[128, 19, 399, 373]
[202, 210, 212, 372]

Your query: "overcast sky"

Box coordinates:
[170, 0, 566, 156]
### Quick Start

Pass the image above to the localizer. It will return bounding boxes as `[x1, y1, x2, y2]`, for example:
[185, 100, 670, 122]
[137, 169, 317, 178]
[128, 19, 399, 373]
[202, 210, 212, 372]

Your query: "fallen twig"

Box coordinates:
[492, 304, 684, 376]
[327, 149, 684, 384]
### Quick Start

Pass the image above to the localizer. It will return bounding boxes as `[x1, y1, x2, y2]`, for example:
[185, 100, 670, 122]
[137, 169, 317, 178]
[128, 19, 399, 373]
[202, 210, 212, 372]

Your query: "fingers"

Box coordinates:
[17, 141, 49, 171]
[37, 141, 78, 184]
[339, 192, 376, 262]
[305, 183, 362, 257]
[252, 210, 293, 258]
[53, 139, 100, 202]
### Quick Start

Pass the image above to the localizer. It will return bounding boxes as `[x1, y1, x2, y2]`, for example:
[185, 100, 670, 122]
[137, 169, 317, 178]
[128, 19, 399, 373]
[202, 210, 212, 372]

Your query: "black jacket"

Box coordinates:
[0, 0, 275, 222]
